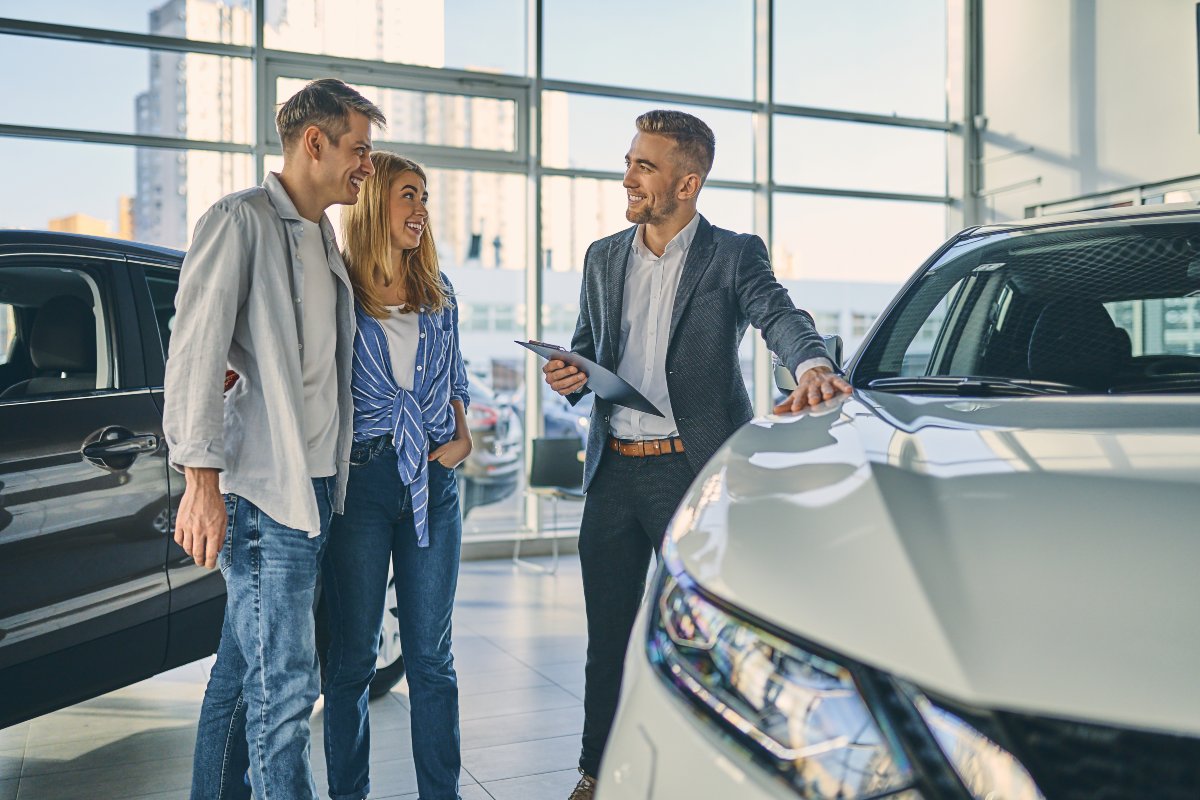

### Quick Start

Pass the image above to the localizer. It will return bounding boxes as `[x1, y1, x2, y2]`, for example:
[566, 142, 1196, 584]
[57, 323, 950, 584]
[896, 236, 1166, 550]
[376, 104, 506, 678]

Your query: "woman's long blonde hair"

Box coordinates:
[341, 151, 448, 319]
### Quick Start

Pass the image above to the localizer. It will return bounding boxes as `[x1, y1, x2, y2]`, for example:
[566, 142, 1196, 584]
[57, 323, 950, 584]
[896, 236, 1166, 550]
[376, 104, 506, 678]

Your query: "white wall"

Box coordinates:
[967, 0, 1200, 222]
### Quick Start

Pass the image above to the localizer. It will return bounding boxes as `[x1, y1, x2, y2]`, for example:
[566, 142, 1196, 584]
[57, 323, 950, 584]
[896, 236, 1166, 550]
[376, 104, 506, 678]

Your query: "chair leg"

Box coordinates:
[513, 493, 560, 575]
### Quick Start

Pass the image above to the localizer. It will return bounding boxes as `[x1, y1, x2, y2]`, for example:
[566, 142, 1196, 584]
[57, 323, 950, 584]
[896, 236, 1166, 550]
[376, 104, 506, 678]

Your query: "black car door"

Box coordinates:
[129, 259, 226, 668]
[0, 251, 171, 727]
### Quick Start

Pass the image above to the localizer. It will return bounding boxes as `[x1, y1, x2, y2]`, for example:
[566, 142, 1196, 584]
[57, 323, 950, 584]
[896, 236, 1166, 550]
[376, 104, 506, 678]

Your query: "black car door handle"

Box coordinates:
[82, 428, 160, 470]
[84, 435, 159, 458]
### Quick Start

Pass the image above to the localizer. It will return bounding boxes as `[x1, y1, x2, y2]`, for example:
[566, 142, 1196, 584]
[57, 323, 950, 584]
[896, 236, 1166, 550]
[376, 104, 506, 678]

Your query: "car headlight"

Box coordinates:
[652, 533, 1046, 800]
[648, 568, 915, 799]
[903, 686, 1044, 800]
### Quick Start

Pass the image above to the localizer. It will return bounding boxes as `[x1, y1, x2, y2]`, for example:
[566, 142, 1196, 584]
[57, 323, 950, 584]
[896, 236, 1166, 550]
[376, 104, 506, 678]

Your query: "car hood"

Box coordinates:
[670, 391, 1200, 736]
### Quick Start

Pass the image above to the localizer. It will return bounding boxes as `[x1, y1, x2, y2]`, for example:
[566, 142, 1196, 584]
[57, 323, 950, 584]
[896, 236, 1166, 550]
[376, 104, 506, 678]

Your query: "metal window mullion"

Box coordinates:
[262, 49, 531, 94]
[525, 0, 544, 536]
[541, 78, 760, 113]
[0, 16, 253, 58]
[752, 0, 773, 415]
[254, 0, 268, 182]
[773, 102, 956, 132]
[771, 184, 949, 204]
[0, 124, 253, 154]
[540, 166, 757, 192]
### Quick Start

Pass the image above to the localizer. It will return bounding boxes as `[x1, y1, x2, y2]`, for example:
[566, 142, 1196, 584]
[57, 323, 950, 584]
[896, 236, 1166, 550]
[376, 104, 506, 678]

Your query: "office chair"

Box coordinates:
[514, 437, 585, 575]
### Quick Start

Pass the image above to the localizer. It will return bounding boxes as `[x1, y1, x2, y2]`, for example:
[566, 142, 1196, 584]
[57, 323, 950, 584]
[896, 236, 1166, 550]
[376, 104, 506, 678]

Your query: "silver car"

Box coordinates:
[600, 204, 1200, 800]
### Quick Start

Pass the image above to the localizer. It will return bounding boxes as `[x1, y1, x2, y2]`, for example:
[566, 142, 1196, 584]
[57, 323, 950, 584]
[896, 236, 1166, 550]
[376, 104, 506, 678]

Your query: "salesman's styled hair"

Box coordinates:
[635, 110, 716, 183]
[276, 78, 386, 152]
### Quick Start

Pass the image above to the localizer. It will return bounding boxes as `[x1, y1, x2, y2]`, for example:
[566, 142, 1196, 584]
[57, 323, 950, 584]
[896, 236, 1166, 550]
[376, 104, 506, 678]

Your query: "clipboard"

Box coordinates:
[516, 340, 665, 417]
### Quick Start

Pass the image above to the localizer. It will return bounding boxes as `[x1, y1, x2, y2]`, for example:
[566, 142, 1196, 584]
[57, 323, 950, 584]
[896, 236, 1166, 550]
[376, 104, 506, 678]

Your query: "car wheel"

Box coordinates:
[368, 563, 405, 699]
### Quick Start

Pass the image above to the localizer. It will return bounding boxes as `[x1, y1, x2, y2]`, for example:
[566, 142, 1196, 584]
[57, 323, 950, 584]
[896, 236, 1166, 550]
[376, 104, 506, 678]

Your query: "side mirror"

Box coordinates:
[772, 335, 844, 393]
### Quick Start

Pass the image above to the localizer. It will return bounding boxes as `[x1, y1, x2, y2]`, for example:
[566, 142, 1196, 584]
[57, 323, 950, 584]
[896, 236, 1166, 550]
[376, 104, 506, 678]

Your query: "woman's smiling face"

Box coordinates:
[389, 170, 428, 251]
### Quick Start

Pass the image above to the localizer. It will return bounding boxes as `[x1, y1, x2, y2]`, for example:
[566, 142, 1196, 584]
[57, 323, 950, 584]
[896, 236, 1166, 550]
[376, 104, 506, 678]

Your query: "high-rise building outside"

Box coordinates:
[135, 0, 254, 249]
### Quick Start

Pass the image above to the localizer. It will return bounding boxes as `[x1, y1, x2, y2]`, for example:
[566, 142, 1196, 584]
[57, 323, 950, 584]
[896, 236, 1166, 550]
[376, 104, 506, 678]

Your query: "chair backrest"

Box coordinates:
[529, 437, 585, 491]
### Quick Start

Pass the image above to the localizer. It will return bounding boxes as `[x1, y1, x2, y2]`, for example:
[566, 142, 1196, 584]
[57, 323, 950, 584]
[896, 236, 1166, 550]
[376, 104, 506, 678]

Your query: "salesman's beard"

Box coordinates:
[626, 193, 678, 226]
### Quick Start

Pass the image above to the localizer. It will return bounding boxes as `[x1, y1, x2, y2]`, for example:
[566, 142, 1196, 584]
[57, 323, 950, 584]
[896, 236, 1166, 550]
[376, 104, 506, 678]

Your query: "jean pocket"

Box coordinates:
[219, 494, 238, 574]
[349, 443, 374, 467]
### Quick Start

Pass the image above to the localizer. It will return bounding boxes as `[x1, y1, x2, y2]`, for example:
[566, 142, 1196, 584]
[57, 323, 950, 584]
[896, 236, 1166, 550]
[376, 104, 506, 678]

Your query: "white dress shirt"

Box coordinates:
[609, 214, 831, 441]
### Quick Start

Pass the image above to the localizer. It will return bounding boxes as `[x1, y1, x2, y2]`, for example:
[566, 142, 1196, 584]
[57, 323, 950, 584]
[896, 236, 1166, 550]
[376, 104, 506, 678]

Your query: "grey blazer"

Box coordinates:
[569, 215, 829, 490]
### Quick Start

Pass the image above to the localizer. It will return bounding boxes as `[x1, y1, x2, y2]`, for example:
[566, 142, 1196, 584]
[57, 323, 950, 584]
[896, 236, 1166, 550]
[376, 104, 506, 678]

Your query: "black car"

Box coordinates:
[0, 231, 403, 728]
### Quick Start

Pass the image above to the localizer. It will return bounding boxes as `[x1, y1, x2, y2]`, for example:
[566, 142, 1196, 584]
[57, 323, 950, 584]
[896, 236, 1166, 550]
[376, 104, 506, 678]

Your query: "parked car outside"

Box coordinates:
[599, 204, 1200, 799]
[0, 231, 403, 728]
[458, 372, 522, 518]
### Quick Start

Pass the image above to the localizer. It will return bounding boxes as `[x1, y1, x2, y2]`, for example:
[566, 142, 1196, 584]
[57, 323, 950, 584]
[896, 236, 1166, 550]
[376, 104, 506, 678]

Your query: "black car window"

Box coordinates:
[855, 220, 1200, 394]
[0, 264, 115, 402]
[144, 267, 179, 358]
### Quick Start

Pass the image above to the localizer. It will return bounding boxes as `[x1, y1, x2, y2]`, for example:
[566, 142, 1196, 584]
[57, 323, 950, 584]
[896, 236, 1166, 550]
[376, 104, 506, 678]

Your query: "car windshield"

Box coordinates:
[853, 216, 1200, 395]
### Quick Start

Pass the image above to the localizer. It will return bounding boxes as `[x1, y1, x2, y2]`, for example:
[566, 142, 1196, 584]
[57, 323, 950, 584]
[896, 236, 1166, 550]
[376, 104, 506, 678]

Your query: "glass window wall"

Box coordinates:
[1, 1, 954, 537]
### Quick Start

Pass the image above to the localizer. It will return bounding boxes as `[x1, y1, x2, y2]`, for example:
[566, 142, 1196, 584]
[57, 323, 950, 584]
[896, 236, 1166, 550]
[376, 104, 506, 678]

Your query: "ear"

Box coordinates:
[302, 124, 324, 160]
[677, 173, 702, 201]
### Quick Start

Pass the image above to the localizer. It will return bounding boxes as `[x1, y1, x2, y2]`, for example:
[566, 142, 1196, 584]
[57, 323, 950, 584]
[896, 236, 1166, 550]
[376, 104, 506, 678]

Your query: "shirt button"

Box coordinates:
[294, 297, 301, 303]
[420, 333, 426, 338]
[416, 365, 423, 371]
[298, 343, 304, 350]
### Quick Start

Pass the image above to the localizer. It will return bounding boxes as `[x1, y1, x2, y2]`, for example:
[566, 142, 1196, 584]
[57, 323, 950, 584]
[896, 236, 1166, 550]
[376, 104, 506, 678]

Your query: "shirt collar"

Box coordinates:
[263, 172, 337, 243]
[632, 212, 701, 260]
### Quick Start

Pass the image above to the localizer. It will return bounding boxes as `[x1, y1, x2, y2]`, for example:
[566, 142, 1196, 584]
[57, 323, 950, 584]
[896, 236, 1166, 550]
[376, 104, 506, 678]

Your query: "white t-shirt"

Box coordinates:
[297, 219, 339, 478]
[379, 304, 420, 391]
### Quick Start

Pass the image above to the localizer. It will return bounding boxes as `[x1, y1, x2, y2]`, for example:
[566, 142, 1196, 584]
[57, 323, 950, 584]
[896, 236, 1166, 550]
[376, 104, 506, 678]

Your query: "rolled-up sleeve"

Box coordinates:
[444, 275, 470, 409]
[162, 203, 250, 473]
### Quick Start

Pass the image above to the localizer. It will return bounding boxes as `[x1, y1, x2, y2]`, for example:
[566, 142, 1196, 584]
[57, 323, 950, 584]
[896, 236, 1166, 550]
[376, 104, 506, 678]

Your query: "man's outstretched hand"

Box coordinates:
[773, 365, 852, 414]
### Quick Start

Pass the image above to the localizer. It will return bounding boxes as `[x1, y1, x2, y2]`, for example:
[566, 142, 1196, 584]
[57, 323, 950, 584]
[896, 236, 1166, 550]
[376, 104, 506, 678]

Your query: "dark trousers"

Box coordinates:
[577, 447, 696, 777]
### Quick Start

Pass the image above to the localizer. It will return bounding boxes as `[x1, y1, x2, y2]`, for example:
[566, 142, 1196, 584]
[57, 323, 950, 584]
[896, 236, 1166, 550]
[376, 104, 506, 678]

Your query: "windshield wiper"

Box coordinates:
[865, 376, 1081, 397]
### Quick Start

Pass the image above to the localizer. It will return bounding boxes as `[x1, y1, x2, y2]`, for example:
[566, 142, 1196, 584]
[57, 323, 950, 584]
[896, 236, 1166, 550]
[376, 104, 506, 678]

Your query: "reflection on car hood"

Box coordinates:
[671, 391, 1200, 737]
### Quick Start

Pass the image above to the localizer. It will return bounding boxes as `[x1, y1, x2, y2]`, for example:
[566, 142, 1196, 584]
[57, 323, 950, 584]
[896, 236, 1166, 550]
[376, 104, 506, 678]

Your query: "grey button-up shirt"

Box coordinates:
[163, 173, 355, 534]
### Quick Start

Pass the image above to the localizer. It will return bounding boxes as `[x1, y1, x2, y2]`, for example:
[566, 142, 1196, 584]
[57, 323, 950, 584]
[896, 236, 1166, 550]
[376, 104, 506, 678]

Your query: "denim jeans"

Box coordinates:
[322, 436, 463, 800]
[189, 477, 334, 800]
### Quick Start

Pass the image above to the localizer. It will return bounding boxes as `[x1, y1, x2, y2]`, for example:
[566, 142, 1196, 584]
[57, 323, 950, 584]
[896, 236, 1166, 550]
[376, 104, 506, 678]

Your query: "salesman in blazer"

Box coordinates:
[544, 110, 852, 800]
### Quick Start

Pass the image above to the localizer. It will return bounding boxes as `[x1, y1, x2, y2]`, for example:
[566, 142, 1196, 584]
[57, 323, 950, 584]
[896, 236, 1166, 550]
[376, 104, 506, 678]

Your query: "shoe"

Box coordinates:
[568, 769, 597, 800]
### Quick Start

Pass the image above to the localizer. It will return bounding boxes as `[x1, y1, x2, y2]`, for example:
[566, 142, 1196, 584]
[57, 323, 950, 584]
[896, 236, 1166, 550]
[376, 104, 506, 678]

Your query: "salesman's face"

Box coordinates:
[623, 132, 682, 225]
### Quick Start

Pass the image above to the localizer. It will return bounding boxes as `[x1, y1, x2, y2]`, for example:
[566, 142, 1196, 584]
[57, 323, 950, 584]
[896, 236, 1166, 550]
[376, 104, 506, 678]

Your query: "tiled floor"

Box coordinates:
[1, 555, 590, 800]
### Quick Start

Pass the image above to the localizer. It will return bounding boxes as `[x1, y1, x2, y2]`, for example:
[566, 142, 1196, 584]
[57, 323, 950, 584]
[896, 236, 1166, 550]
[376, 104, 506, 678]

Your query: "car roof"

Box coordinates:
[0, 229, 183, 263]
[969, 201, 1200, 237]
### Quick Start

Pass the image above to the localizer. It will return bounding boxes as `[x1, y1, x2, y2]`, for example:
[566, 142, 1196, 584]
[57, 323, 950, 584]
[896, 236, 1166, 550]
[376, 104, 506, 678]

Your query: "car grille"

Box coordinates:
[997, 712, 1200, 800]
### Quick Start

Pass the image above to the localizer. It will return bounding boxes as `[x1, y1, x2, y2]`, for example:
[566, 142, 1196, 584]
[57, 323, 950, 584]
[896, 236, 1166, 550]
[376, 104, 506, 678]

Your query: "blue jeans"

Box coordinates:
[322, 436, 463, 800]
[190, 478, 334, 800]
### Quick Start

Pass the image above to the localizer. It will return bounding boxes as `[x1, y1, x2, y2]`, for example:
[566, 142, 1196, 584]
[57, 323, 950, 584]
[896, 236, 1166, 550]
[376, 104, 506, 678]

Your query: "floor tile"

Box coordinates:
[14, 755, 192, 799]
[457, 666, 554, 697]
[389, 783, 493, 800]
[460, 705, 583, 752]
[0, 726, 28, 752]
[19, 724, 195, 777]
[0, 778, 16, 800]
[0, 750, 21, 782]
[482, 768, 582, 800]
[461, 734, 579, 783]
[365, 757, 475, 798]
[459, 685, 581, 722]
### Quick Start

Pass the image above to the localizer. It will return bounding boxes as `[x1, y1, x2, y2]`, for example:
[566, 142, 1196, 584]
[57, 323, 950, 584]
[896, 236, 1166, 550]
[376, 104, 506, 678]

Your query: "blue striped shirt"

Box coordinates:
[351, 274, 469, 546]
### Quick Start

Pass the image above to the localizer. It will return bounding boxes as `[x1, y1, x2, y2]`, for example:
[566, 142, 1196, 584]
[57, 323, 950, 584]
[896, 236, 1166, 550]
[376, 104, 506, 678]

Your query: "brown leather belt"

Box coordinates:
[608, 436, 685, 457]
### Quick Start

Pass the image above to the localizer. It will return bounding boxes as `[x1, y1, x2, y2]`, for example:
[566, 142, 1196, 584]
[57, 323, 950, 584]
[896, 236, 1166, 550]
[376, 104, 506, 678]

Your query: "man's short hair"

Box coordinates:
[276, 78, 386, 151]
[635, 110, 716, 182]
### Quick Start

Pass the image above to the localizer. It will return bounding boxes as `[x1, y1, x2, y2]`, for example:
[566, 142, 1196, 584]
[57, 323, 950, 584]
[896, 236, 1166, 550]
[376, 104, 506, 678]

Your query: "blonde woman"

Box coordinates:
[321, 151, 470, 800]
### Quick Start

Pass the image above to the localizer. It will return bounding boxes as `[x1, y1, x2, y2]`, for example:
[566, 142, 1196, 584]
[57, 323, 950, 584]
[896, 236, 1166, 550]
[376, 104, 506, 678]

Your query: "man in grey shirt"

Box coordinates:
[163, 79, 384, 800]
[543, 111, 851, 800]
